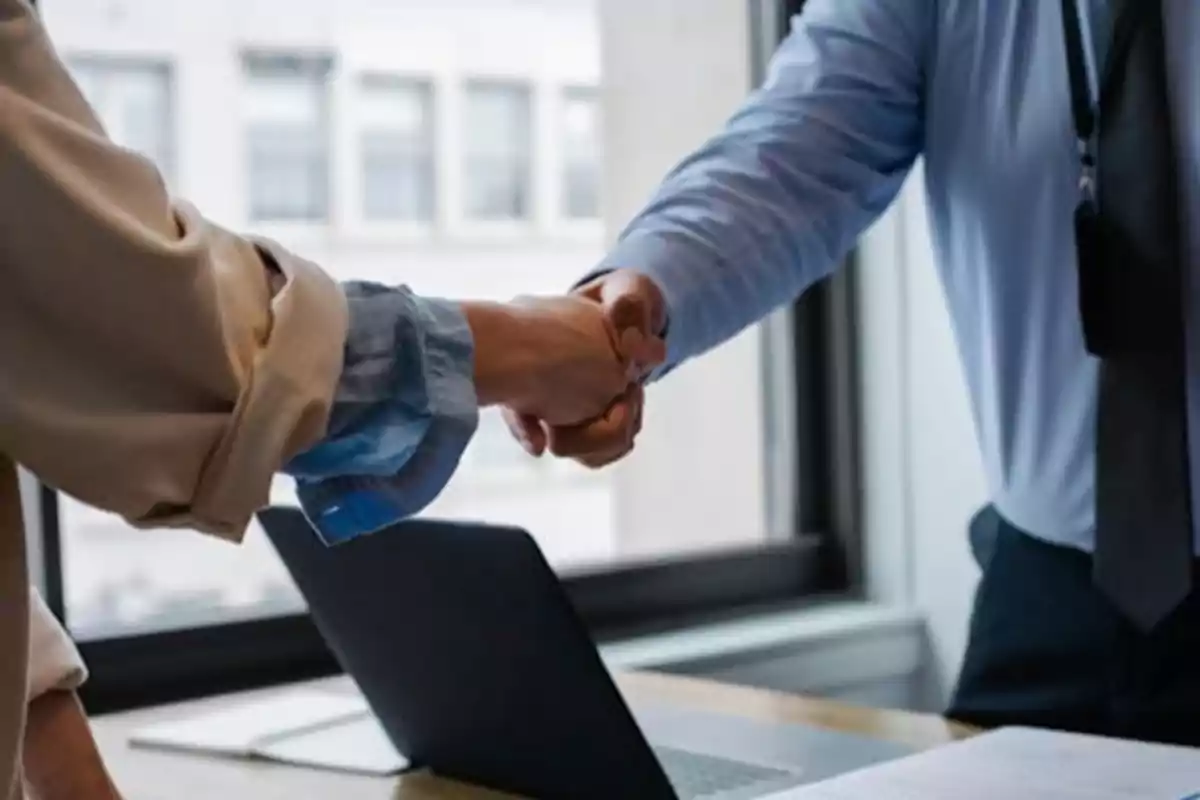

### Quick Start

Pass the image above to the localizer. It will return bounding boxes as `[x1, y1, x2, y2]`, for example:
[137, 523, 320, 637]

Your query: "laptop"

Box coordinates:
[260, 508, 898, 799]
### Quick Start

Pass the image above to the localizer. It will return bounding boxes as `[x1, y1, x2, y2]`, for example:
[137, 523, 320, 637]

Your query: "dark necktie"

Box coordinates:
[1065, 0, 1194, 630]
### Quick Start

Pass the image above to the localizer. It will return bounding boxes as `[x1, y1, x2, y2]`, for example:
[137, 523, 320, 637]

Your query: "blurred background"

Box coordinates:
[48, 0, 624, 638]
[30, 0, 989, 716]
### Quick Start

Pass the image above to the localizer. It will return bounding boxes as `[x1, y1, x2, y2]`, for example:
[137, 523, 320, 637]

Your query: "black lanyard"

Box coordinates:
[1060, 0, 1157, 207]
[1061, 0, 1164, 356]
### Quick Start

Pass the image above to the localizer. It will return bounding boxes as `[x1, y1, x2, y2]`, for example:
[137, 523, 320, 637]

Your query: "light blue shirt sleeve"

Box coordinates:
[284, 282, 479, 544]
[597, 0, 931, 376]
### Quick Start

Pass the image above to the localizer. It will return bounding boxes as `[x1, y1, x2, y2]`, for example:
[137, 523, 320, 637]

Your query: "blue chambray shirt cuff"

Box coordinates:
[585, 231, 705, 382]
[290, 294, 479, 545]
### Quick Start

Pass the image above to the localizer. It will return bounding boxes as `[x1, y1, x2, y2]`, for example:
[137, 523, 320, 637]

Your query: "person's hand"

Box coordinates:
[23, 690, 124, 800]
[508, 294, 642, 426]
[464, 294, 644, 428]
[503, 269, 667, 467]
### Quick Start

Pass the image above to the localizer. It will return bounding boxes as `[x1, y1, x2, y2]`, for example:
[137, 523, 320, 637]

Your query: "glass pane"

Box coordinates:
[360, 79, 435, 221]
[59, 489, 301, 634]
[66, 59, 174, 184]
[243, 56, 330, 222]
[40, 0, 775, 640]
[464, 82, 532, 220]
[561, 88, 600, 218]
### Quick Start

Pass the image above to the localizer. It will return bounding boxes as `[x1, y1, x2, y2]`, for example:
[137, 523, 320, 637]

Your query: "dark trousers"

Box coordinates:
[947, 505, 1200, 746]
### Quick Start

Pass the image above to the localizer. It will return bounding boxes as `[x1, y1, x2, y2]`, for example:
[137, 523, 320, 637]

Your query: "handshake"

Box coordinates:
[463, 269, 667, 469]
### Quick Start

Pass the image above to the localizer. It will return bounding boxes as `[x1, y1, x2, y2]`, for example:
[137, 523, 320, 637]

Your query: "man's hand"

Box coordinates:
[502, 270, 667, 467]
[463, 293, 650, 429]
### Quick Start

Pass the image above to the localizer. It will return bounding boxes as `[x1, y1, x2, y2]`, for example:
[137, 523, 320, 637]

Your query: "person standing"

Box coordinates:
[509, 0, 1200, 745]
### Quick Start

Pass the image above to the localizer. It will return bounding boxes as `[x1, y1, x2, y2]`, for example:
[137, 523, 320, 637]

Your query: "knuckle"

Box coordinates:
[548, 429, 597, 458]
[577, 443, 635, 471]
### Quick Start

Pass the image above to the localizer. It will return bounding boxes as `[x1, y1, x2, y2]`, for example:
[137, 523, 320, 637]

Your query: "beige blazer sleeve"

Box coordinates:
[26, 591, 84, 704]
[0, 0, 349, 539]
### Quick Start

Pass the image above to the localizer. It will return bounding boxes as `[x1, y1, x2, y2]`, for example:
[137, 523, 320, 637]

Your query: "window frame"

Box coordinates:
[357, 72, 439, 226]
[459, 78, 536, 225]
[241, 50, 335, 225]
[558, 84, 602, 222]
[34, 0, 863, 714]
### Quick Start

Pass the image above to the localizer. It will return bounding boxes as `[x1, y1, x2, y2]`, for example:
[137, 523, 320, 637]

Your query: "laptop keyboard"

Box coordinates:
[653, 745, 794, 799]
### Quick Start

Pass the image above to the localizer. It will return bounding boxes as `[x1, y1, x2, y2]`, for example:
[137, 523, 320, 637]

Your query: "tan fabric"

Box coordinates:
[26, 591, 86, 705]
[0, 0, 350, 796]
[0, 460, 30, 800]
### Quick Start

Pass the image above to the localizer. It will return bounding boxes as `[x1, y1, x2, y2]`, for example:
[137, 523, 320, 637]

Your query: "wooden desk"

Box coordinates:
[92, 672, 976, 799]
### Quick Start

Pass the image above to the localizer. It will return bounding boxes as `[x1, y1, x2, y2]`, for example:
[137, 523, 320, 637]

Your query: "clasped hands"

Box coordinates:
[464, 270, 667, 469]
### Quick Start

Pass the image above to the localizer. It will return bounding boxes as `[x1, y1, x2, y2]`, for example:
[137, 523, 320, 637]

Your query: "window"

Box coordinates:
[37, 0, 858, 712]
[463, 81, 533, 221]
[360, 76, 436, 222]
[66, 58, 174, 184]
[243, 54, 331, 222]
[561, 87, 601, 219]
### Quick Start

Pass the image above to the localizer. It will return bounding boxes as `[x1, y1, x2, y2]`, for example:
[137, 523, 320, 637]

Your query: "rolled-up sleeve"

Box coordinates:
[0, 0, 347, 540]
[287, 283, 478, 544]
[594, 0, 931, 376]
[26, 592, 84, 703]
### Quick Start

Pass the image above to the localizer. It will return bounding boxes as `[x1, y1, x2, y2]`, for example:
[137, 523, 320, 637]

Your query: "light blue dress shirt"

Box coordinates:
[597, 0, 1200, 554]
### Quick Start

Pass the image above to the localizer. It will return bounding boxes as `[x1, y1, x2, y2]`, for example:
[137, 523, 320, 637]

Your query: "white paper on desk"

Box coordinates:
[129, 689, 370, 757]
[253, 713, 408, 775]
[764, 726, 1200, 799]
[130, 688, 409, 776]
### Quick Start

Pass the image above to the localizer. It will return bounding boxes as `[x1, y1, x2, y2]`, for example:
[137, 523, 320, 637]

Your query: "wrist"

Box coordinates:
[460, 301, 540, 406]
[631, 271, 668, 337]
[580, 268, 668, 336]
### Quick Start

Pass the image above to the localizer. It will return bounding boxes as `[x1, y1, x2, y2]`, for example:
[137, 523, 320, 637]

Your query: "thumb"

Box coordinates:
[605, 290, 666, 373]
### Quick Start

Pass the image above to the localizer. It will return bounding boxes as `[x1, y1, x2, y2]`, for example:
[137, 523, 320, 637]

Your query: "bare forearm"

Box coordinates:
[460, 301, 542, 407]
[23, 691, 121, 800]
